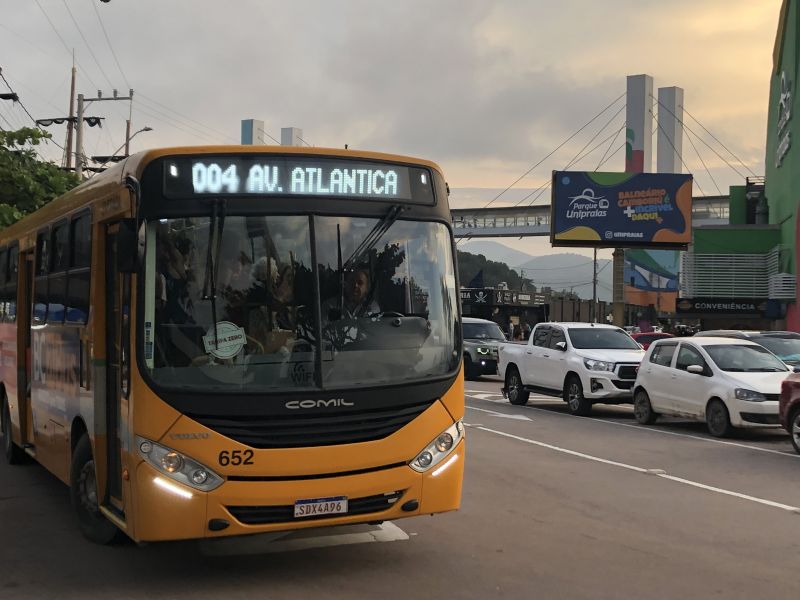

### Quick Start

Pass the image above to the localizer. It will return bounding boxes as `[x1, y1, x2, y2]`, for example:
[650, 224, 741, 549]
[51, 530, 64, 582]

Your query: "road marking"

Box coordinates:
[512, 402, 800, 459]
[475, 425, 800, 514]
[466, 405, 531, 421]
[200, 522, 409, 556]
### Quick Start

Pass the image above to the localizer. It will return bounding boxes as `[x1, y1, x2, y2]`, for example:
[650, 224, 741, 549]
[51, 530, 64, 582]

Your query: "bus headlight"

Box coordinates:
[136, 436, 223, 492]
[410, 421, 463, 473]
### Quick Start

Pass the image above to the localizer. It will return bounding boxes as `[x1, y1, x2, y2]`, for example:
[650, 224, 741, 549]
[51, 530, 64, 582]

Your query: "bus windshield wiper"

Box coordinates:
[343, 204, 406, 271]
[201, 199, 227, 349]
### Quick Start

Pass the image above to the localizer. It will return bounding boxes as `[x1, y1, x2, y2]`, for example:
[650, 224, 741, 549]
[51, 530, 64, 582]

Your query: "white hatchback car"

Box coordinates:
[633, 337, 791, 437]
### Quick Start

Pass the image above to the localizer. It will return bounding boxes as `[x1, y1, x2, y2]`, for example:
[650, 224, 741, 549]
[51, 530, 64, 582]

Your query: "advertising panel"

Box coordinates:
[551, 171, 693, 248]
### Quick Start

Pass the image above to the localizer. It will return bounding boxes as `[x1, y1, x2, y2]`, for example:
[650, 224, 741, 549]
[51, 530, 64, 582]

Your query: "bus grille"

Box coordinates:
[226, 491, 404, 525]
[191, 400, 434, 448]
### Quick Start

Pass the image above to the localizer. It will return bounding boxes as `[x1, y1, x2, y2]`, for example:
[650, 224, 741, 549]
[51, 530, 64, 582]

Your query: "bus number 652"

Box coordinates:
[218, 450, 254, 466]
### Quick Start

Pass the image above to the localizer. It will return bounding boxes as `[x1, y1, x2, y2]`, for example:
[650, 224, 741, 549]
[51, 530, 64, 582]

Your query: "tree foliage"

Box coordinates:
[457, 250, 534, 290]
[0, 128, 79, 228]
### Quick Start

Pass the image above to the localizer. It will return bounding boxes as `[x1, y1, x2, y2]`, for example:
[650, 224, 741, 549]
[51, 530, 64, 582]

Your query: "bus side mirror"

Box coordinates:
[117, 218, 138, 274]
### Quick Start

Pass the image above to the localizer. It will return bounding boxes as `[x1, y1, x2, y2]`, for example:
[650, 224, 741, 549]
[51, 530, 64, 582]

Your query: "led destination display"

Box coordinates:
[162, 156, 434, 203]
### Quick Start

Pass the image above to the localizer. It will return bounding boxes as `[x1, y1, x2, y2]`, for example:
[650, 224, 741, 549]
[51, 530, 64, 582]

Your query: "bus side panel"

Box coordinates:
[0, 320, 19, 445]
[30, 324, 81, 483]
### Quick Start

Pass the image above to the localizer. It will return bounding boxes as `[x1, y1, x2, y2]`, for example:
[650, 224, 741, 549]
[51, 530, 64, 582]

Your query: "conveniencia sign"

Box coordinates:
[550, 171, 693, 248]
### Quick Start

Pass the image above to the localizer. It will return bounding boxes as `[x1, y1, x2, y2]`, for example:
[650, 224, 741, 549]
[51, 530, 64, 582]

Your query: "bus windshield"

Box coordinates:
[144, 215, 459, 392]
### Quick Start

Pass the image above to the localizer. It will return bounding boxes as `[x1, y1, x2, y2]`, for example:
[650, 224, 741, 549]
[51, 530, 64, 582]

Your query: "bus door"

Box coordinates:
[18, 249, 33, 447]
[104, 224, 130, 508]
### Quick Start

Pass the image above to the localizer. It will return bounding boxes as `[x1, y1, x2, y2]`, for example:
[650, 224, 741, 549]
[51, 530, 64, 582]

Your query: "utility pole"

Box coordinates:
[76, 89, 133, 178]
[65, 57, 76, 169]
[592, 248, 598, 322]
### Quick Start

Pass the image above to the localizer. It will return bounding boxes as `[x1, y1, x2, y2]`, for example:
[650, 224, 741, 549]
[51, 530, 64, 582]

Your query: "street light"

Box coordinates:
[90, 126, 153, 174]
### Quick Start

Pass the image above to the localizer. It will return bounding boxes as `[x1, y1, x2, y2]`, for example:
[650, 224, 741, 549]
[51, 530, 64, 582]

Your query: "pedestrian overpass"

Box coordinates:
[450, 195, 729, 238]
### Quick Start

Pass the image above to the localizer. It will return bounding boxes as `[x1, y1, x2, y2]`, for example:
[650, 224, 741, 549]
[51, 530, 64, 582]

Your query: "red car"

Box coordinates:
[631, 332, 674, 350]
[779, 373, 800, 454]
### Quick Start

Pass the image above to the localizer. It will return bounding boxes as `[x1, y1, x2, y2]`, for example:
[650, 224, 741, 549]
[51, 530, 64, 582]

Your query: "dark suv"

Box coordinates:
[694, 330, 800, 367]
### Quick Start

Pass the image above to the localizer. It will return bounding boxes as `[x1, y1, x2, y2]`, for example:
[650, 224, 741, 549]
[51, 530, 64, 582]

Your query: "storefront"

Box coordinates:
[459, 288, 546, 335]
[675, 297, 784, 330]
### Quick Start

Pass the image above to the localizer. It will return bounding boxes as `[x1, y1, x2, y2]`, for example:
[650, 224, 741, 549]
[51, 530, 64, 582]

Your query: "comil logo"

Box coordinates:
[566, 188, 609, 219]
[285, 398, 355, 410]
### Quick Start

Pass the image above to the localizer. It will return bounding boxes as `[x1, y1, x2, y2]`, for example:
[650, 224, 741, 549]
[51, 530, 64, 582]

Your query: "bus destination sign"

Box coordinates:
[162, 156, 433, 202]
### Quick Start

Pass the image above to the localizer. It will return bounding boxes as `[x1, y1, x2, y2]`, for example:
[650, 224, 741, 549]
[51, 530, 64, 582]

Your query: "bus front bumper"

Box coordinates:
[131, 439, 465, 542]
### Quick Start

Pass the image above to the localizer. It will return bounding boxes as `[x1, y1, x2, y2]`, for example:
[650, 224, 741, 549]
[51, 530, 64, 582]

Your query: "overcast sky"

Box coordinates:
[0, 0, 782, 258]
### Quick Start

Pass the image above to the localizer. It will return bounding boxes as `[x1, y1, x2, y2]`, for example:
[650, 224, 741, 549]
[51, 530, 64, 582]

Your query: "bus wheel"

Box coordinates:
[2, 397, 25, 465]
[70, 435, 120, 544]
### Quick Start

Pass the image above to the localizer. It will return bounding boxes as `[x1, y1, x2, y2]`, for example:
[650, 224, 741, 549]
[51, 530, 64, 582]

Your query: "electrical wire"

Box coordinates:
[91, 0, 130, 90]
[61, 0, 115, 90]
[0, 69, 64, 151]
[482, 92, 625, 208]
[136, 92, 239, 142]
[133, 104, 220, 143]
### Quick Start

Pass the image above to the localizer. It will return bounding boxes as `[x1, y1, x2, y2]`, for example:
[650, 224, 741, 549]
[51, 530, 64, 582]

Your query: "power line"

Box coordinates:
[136, 92, 238, 142]
[483, 92, 625, 209]
[133, 104, 220, 143]
[0, 69, 64, 151]
[61, 0, 116, 90]
[91, 0, 130, 90]
[682, 106, 758, 177]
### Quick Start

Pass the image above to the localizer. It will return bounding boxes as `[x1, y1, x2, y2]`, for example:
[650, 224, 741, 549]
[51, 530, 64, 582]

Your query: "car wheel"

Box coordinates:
[70, 435, 121, 544]
[564, 375, 591, 416]
[789, 408, 800, 455]
[506, 367, 529, 406]
[633, 389, 658, 425]
[2, 397, 25, 465]
[464, 356, 478, 381]
[706, 399, 732, 438]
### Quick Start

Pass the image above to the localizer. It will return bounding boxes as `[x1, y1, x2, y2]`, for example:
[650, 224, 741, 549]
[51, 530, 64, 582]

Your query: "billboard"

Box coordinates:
[550, 171, 693, 248]
[624, 249, 680, 313]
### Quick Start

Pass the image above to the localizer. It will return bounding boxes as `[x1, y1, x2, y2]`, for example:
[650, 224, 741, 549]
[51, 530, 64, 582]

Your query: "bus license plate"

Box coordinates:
[294, 496, 348, 518]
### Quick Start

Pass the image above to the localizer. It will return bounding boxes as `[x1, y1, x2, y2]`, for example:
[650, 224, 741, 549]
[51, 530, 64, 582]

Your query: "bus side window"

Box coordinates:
[34, 230, 49, 324]
[0, 247, 6, 322]
[66, 213, 91, 324]
[7, 245, 18, 322]
[47, 221, 69, 324]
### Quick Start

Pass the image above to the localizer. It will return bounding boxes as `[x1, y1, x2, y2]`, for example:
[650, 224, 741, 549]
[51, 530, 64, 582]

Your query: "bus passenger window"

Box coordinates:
[34, 231, 49, 323]
[66, 214, 91, 324]
[47, 222, 69, 323]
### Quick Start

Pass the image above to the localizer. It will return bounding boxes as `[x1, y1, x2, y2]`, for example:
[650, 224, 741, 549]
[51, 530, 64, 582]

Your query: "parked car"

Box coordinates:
[631, 331, 674, 350]
[694, 330, 800, 367]
[498, 322, 645, 415]
[634, 337, 791, 437]
[462, 317, 506, 380]
[779, 373, 800, 453]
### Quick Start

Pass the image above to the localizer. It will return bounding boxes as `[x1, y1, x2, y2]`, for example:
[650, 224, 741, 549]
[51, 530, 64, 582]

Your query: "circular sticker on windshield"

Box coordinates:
[202, 321, 246, 360]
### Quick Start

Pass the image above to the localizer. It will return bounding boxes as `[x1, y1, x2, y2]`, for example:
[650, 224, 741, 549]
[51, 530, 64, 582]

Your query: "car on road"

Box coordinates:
[694, 330, 800, 367]
[631, 331, 674, 350]
[634, 337, 791, 437]
[462, 317, 506, 380]
[498, 322, 645, 415]
[779, 373, 800, 453]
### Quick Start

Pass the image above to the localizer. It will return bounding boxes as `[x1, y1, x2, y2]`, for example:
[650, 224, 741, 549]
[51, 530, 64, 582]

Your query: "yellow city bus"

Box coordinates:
[0, 146, 464, 543]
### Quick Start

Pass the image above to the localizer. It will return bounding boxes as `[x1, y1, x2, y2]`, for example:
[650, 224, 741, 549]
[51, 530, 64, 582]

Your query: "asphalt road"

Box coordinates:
[2, 376, 799, 599]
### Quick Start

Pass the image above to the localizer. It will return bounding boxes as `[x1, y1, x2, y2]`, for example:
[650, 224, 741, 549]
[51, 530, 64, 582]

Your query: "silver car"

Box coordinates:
[462, 317, 506, 380]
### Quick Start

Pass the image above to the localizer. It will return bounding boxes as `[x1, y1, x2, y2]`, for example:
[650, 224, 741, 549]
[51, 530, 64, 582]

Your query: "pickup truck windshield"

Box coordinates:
[568, 328, 640, 350]
[463, 322, 505, 341]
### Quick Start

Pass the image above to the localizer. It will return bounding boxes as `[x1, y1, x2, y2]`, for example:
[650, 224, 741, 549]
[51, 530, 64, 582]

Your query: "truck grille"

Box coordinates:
[226, 490, 404, 525]
[617, 365, 639, 380]
[191, 400, 434, 449]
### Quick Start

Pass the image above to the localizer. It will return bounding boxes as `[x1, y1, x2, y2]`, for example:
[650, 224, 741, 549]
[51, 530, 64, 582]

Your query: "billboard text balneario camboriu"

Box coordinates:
[550, 171, 693, 248]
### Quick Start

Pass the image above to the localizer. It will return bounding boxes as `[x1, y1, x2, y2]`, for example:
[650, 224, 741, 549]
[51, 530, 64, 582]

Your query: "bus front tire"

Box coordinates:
[70, 435, 121, 544]
[2, 397, 25, 465]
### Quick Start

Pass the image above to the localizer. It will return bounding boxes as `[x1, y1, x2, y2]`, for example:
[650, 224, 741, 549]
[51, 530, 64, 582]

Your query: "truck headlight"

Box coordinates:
[476, 347, 490, 355]
[734, 388, 767, 402]
[584, 359, 614, 372]
[410, 421, 463, 472]
[137, 436, 224, 492]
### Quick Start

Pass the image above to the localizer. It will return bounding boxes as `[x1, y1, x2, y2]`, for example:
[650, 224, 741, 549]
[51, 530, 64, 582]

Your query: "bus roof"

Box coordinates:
[0, 145, 446, 245]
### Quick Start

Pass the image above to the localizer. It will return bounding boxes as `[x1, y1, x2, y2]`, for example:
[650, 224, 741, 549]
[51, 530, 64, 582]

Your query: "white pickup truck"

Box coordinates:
[497, 322, 645, 415]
